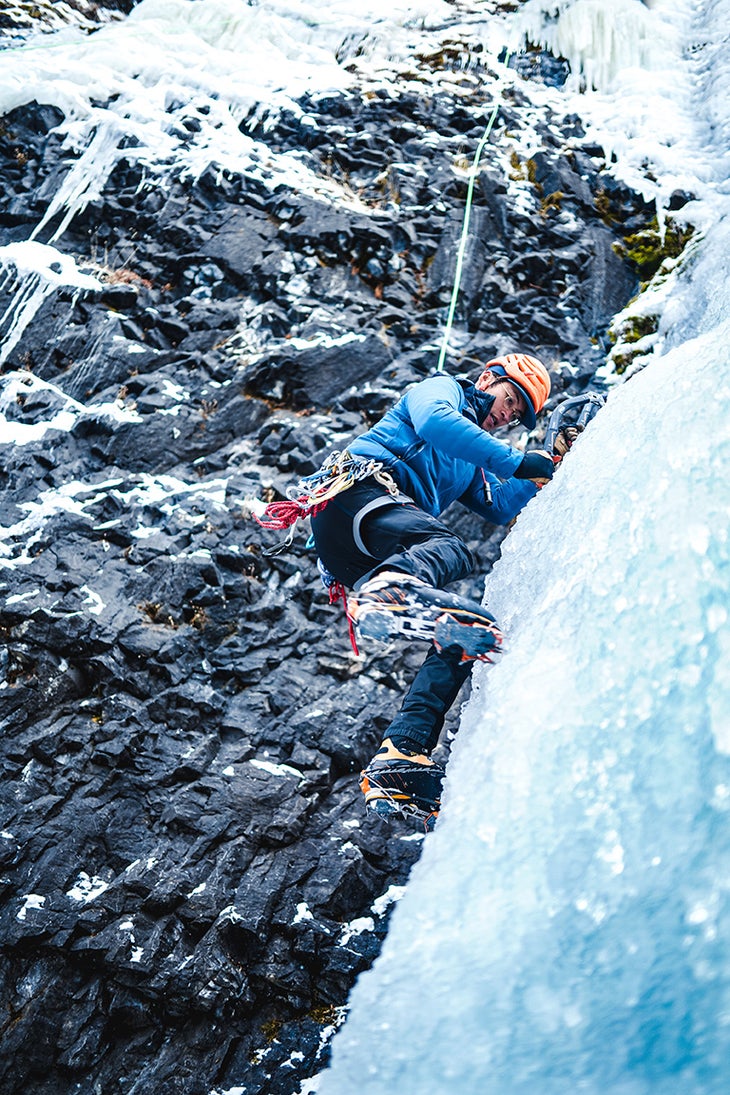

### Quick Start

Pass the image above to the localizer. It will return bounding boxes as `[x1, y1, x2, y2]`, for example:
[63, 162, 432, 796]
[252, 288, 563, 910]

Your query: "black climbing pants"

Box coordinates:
[311, 479, 475, 755]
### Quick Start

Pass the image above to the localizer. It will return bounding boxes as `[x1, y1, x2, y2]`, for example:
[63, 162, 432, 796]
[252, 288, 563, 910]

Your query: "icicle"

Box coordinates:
[0, 241, 101, 366]
[30, 119, 126, 243]
[0, 274, 53, 365]
[511, 0, 672, 91]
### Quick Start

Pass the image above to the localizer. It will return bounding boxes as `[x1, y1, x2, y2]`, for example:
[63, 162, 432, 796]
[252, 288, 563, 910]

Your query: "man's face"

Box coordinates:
[476, 375, 526, 430]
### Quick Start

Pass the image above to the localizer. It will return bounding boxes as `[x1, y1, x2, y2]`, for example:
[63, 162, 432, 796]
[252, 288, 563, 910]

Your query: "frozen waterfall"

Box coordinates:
[317, 1, 730, 1092]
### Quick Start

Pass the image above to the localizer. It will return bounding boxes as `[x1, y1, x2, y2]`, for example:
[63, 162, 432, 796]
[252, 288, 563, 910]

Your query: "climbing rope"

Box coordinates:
[318, 559, 360, 656]
[436, 50, 512, 373]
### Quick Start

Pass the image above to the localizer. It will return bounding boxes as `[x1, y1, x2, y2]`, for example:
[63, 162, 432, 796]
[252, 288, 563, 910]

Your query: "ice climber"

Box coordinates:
[307, 353, 555, 827]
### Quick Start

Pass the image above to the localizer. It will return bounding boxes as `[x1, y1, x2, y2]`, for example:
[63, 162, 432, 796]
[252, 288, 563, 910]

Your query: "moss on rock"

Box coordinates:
[618, 216, 694, 281]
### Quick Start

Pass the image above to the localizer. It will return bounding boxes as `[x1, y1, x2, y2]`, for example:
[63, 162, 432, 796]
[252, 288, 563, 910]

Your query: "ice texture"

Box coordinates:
[319, 1, 730, 1092]
[513, 0, 670, 90]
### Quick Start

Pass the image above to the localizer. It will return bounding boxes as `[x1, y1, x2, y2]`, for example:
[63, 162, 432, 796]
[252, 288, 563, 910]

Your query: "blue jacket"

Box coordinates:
[349, 374, 537, 524]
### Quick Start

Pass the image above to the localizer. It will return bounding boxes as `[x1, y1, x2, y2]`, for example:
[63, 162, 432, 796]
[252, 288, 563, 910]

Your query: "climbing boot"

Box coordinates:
[359, 738, 445, 831]
[348, 570, 503, 661]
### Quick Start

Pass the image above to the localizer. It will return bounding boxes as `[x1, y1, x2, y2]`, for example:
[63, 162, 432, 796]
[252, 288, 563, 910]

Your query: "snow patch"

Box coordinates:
[249, 758, 303, 780]
[66, 872, 110, 904]
[17, 894, 45, 921]
[339, 916, 375, 946]
[371, 885, 406, 917]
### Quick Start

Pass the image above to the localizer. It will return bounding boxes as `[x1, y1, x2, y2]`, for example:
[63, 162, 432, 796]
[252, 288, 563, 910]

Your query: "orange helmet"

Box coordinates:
[483, 353, 551, 428]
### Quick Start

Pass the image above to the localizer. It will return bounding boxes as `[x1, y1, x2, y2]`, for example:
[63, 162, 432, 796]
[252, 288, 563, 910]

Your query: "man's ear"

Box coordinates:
[475, 369, 496, 391]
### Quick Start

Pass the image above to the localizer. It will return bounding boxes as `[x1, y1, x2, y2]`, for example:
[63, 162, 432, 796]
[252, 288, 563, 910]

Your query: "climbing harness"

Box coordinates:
[544, 391, 606, 453]
[253, 450, 399, 655]
[437, 51, 512, 374]
[253, 449, 399, 547]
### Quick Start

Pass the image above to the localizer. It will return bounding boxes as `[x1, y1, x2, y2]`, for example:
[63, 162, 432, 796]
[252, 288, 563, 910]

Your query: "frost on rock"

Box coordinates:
[66, 872, 110, 904]
[17, 894, 46, 921]
[0, 242, 101, 364]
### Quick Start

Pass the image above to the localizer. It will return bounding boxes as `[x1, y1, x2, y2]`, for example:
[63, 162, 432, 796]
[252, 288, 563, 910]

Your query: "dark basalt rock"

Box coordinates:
[0, 16, 651, 1094]
[243, 334, 394, 410]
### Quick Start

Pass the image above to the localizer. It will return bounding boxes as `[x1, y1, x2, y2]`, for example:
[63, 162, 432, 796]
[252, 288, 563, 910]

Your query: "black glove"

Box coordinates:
[514, 450, 554, 483]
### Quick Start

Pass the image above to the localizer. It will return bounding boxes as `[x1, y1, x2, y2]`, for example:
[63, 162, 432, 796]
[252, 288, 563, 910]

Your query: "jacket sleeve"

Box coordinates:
[405, 376, 524, 479]
[458, 471, 538, 524]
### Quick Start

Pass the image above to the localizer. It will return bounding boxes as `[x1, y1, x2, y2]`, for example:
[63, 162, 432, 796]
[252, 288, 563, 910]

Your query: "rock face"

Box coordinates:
[0, 7, 649, 1094]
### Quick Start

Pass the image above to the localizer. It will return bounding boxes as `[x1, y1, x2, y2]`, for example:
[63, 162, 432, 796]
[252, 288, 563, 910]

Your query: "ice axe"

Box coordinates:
[545, 391, 606, 456]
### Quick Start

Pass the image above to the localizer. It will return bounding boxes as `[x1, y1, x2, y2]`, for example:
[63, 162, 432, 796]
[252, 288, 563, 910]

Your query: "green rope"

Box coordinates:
[436, 51, 511, 373]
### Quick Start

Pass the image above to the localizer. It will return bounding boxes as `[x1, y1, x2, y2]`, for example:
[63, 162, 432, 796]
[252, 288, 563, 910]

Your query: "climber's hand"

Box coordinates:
[553, 426, 580, 459]
[514, 450, 554, 486]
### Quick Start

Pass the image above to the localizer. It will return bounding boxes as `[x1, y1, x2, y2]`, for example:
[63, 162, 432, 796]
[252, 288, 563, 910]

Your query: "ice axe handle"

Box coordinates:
[545, 392, 605, 453]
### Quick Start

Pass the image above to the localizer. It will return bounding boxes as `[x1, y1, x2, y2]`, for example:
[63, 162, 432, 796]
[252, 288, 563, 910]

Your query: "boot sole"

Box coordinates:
[355, 606, 501, 658]
[364, 790, 439, 831]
